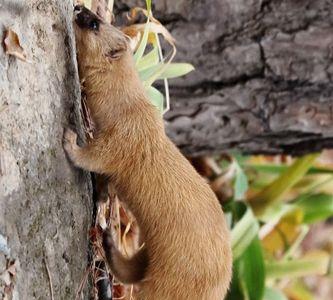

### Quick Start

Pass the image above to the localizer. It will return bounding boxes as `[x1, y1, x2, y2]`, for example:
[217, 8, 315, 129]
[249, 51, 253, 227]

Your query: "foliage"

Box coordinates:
[131, 2, 194, 113]
[223, 153, 333, 299]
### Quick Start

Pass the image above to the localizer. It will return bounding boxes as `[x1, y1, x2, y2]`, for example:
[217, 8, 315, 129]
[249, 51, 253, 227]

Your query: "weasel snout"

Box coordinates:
[74, 5, 101, 31]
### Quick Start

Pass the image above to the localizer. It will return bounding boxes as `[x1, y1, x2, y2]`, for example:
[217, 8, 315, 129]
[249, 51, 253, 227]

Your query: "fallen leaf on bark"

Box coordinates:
[3, 29, 27, 62]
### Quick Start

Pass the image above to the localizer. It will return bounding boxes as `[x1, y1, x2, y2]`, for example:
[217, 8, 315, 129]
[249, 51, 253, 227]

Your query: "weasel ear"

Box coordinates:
[105, 45, 126, 61]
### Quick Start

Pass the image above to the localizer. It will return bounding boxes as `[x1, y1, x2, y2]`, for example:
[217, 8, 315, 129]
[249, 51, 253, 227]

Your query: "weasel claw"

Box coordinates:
[63, 128, 78, 157]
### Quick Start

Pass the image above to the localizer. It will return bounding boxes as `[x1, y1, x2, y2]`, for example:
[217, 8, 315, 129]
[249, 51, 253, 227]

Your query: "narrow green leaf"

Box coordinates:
[234, 161, 249, 200]
[231, 203, 259, 259]
[266, 251, 330, 279]
[134, 20, 150, 64]
[146, 0, 152, 12]
[283, 225, 309, 259]
[251, 154, 319, 216]
[146, 86, 164, 113]
[156, 63, 194, 80]
[225, 260, 244, 300]
[293, 193, 333, 224]
[263, 288, 288, 300]
[246, 164, 333, 176]
[238, 237, 265, 300]
[285, 281, 315, 300]
[137, 47, 159, 71]
[233, 222, 258, 260]
[140, 63, 194, 85]
[231, 152, 250, 164]
[139, 63, 162, 82]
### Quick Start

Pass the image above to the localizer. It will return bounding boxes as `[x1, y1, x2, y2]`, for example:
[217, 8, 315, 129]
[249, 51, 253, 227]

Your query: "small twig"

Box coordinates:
[204, 157, 224, 176]
[43, 257, 54, 300]
[121, 220, 133, 257]
[259, 219, 281, 239]
[81, 95, 95, 139]
[129, 284, 135, 300]
[75, 265, 92, 300]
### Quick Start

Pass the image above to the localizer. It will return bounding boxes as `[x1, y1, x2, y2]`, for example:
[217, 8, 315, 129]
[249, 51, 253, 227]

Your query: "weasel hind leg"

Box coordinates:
[102, 230, 148, 284]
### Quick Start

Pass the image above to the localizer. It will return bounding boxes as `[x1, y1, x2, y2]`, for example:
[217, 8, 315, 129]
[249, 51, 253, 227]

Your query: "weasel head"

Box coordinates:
[73, 5, 131, 75]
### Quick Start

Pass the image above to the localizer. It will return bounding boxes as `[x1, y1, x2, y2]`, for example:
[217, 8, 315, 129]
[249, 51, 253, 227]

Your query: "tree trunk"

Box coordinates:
[0, 1, 92, 299]
[117, 0, 333, 156]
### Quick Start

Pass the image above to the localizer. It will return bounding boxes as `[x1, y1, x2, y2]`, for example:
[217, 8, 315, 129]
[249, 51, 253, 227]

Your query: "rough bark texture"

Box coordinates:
[117, 0, 333, 156]
[0, 1, 92, 299]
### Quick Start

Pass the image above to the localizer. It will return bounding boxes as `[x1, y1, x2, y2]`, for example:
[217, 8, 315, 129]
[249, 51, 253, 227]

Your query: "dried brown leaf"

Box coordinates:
[97, 201, 108, 230]
[91, 0, 112, 22]
[124, 22, 175, 47]
[4, 29, 27, 62]
[122, 27, 141, 51]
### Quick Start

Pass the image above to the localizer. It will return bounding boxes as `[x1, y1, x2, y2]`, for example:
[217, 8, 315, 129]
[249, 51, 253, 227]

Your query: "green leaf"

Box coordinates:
[225, 260, 244, 300]
[266, 251, 330, 279]
[246, 164, 333, 176]
[146, 0, 152, 12]
[146, 86, 164, 113]
[283, 225, 309, 259]
[139, 63, 162, 82]
[285, 281, 315, 300]
[263, 288, 288, 300]
[231, 203, 259, 260]
[134, 20, 150, 64]
[238, 237, 265, 300]
[140, 63, 194, 85]
[293, 193, 333, 224]
[156, 63, 194, 80]
[250, 154, 319, 216]
[234, 161, 249, 200]
[137, 47, 159, 71]
[232, 152, 250, 165]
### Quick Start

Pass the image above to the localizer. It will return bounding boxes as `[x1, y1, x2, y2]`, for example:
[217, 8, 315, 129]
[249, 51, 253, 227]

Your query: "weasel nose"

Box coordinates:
[74, 5, 101, 30]
[74, 5, 83, 13]
[74, 5, 82, 11]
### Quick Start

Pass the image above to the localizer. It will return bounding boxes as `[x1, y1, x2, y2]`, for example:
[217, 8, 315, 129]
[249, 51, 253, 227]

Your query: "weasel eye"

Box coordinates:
[106, 49, 123, 60]
[89, 20, 99, 31]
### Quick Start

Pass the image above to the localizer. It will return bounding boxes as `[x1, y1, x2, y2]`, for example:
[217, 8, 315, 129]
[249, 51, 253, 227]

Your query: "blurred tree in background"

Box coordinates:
[151, 0, 333, 156]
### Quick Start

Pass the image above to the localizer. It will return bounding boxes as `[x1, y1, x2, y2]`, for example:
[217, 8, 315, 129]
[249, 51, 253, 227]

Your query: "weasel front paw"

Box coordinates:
[63, 128, 78, 161]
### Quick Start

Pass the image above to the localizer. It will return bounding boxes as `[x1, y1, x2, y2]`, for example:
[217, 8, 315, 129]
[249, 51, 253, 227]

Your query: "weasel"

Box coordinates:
[64, 5, 232, 300]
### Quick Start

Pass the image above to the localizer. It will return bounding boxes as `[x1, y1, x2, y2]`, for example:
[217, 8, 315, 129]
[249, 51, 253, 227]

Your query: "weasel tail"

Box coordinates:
[64, 5, 232, 299]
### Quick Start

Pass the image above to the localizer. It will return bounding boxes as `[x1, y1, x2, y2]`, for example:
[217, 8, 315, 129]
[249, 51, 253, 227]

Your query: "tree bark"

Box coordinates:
[0, 1, 92, 299]
[117, 0, 333, 156]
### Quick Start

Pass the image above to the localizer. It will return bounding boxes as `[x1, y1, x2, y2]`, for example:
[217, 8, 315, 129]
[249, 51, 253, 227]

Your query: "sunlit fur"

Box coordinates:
[66, 12, 232, 300]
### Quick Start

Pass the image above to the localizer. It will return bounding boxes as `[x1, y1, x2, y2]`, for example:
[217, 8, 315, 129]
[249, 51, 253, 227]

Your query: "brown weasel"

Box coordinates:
[64, 5, 232, 300]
